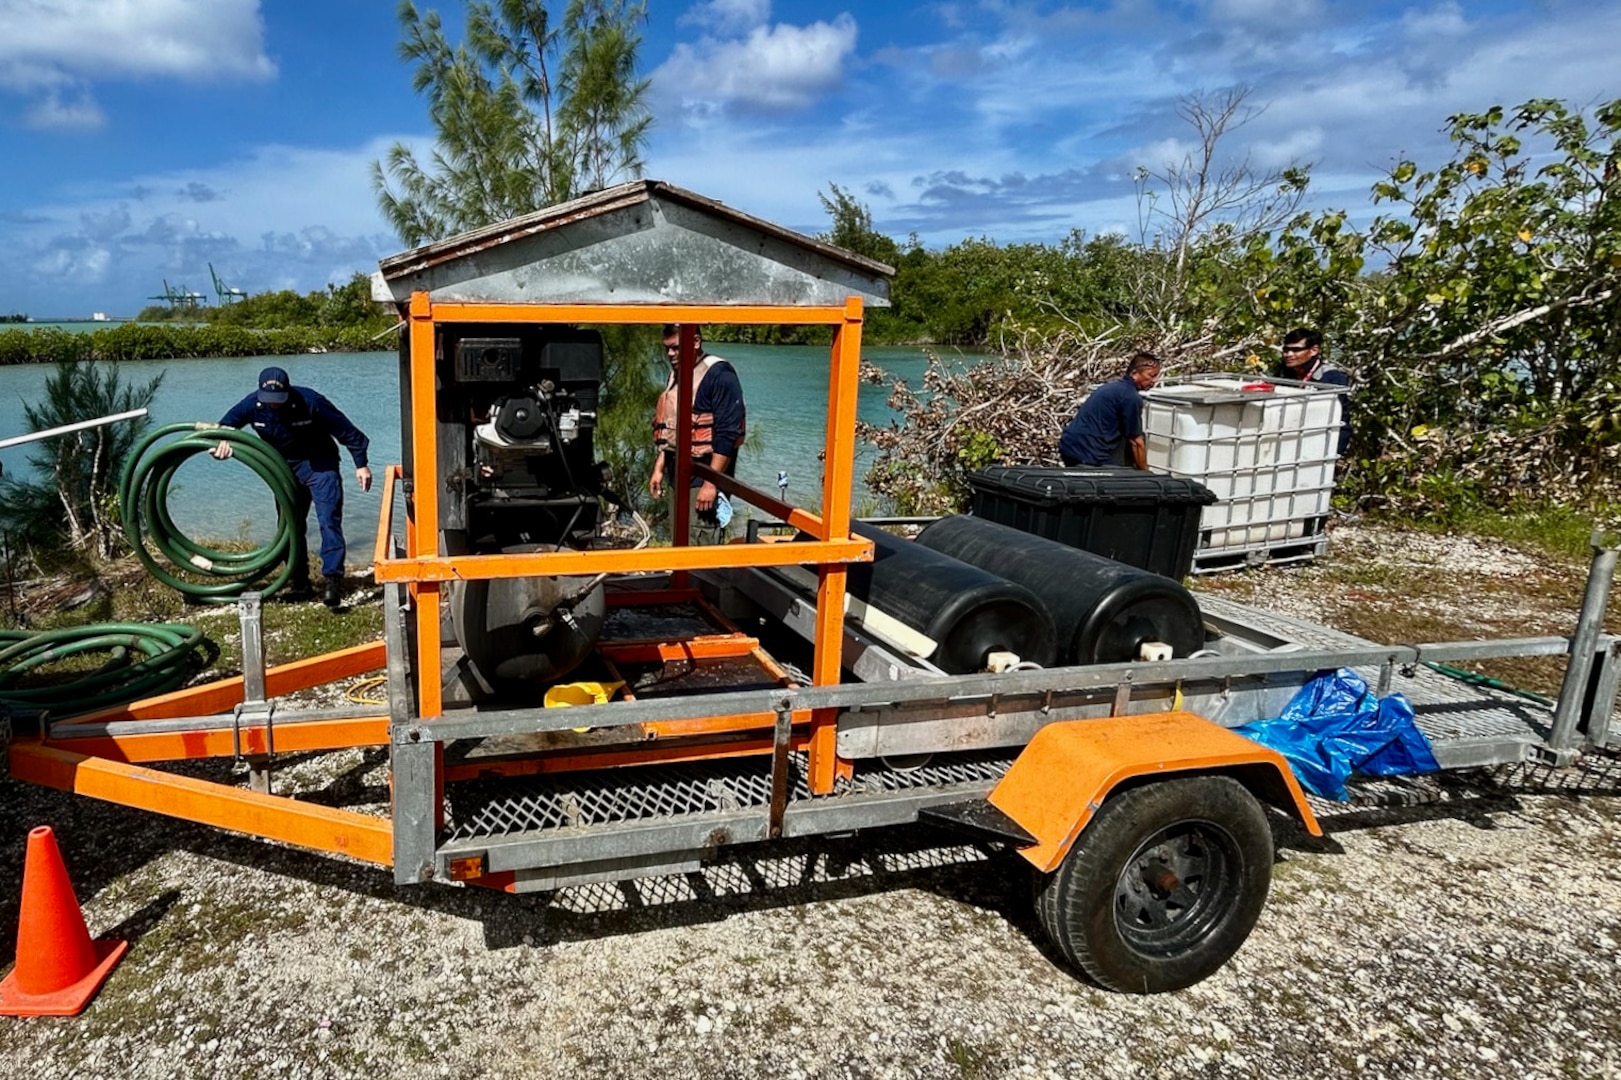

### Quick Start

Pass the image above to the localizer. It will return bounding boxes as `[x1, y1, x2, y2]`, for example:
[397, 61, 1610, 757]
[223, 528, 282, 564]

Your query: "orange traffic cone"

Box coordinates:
[0, 826, 128, 1017]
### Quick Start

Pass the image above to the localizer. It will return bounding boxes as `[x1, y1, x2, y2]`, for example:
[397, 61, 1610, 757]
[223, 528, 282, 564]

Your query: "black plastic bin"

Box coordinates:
[966, 466, 1217, 580]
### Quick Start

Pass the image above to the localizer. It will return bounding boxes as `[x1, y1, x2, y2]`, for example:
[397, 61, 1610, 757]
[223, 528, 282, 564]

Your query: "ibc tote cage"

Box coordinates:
[1141, 374, 1348, 571]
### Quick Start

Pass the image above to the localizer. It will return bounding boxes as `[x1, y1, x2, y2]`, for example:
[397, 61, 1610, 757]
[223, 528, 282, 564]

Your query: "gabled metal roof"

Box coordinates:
[372, 180, 893, 308]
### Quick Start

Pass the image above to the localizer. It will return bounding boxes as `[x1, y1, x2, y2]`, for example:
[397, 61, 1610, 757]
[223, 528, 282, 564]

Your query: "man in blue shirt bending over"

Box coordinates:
[1059, 352, 1162, 470]
[213, 366, 372, 608]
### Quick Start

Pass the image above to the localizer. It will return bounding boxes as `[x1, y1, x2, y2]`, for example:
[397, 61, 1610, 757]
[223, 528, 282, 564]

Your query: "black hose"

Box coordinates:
[0, 622, 209, 718]
[121, 423, 302, 601]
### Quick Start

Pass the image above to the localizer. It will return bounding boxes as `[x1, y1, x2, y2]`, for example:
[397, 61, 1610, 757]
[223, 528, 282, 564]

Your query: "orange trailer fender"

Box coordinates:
[988, 710, 1321, 873]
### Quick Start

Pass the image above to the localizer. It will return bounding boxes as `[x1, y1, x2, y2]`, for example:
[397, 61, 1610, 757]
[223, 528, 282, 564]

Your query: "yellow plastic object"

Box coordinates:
[543, 681, 624, 707]
[543, 681, 625, 732]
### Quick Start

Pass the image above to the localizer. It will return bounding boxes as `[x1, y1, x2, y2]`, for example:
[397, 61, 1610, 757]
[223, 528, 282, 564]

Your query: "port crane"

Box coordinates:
[147, 280, 206, 309]
[209, 264, 245, 304]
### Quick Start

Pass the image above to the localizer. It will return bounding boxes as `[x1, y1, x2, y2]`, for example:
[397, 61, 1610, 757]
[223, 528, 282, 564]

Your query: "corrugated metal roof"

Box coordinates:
[372, 180, 894, 309]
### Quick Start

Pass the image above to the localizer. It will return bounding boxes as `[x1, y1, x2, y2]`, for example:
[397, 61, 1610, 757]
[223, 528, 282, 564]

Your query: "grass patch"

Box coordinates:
[945, 1036, 1000, 1080]
[1390, 503, 1619, 564]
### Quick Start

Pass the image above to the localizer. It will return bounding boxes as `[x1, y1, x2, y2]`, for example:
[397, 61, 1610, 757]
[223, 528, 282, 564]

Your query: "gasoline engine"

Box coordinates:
[429, 325, 638, 697]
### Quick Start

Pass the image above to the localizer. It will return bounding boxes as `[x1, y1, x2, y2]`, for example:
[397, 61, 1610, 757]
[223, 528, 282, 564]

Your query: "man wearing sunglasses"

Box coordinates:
[1276, 328, 1351, 457]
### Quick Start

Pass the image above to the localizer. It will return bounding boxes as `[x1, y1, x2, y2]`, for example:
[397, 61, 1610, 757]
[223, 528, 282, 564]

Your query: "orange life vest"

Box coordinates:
[652, 357, 744, 458]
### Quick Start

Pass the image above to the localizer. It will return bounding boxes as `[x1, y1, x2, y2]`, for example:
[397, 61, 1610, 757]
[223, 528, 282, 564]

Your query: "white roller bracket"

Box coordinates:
[1139, 641, 1174, 662]
[841, 594, 937, 660]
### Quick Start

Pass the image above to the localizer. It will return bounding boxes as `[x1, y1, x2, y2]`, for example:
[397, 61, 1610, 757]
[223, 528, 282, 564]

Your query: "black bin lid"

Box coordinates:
[967, 466, 1217, 507]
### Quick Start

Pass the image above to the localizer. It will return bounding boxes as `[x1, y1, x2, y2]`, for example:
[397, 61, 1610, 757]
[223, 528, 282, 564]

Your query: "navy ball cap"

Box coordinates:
[257, 366, 291, 404]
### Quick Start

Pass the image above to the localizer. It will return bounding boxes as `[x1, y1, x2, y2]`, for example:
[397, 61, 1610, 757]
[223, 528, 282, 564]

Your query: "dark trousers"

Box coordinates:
[288, 460, 346, 580]
[1061, 444, 1128, 468]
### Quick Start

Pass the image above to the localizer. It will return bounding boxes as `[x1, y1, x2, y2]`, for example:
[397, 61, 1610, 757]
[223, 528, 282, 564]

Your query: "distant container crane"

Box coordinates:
[209, 263, 246, 305]
[148, 280, 206, 309]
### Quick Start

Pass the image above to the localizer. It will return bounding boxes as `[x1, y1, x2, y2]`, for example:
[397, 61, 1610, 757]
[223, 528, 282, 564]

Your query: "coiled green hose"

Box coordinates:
[0, 622, 208, 718]
[121, 422, 302, 601]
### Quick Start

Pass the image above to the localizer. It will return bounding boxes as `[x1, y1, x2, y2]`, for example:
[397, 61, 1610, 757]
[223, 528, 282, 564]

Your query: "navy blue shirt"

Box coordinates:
[1059, 375, 1144, 466]
[663, 357, 746, 487]
[1275, 360, 1352, 456]
[219, 386, 370, 469]
[696, 359, 745, 461]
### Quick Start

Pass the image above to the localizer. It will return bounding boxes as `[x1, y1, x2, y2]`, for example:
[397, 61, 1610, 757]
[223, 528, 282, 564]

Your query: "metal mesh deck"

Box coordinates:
[1198, 594, 1375, 650]
[447, 751, 1014, 843]
[1396, 665, 1553, 743]
[1197, 594, 1554, 746]
[446, 597, 1570, 845]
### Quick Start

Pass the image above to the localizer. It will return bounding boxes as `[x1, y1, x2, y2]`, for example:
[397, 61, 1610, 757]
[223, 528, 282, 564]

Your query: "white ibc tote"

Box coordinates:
[1140, 375, 1345, 569]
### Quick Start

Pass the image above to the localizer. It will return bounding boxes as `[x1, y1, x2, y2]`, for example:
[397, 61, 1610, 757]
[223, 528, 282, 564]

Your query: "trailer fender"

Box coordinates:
[988, 710, 1320, 873]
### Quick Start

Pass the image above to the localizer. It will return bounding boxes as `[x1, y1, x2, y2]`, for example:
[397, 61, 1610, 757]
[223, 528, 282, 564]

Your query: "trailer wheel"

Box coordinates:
[1034, 775, 1273, 993]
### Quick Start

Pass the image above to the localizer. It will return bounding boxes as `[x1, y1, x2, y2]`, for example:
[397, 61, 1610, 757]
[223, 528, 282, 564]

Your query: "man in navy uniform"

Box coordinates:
[1059, 352, 1162, 470]
[213, 366, 371, 607]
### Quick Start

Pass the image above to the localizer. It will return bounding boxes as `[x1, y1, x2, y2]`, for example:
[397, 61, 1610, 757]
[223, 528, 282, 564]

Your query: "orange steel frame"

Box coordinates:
[374, 294, 873, 795]
[5, 294, 872, 866]
[11, 638, 394, 865]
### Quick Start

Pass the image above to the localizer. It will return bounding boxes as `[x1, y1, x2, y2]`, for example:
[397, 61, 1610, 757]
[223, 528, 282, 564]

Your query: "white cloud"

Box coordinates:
[0, 0, 273, 129]
[1248, 125, 1324, 170]
[1203, 0, 1324, 26]
[1400, 1, 1469, 39]
[1, 135, 406, 313]
[24, 87, 105, 130]
[649, 0, 1621, 257]
[654, 13, 858, 113]
[680, 0, 771, 35]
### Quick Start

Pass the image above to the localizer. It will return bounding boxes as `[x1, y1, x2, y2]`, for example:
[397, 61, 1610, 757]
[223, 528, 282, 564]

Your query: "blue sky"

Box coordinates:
[0, 0, 1615, 317]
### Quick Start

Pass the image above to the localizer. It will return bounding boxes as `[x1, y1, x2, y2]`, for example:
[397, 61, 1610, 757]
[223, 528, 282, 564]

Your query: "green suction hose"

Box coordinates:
[0, 622, 209, 718]
[121, 422, 302, 602]
[1422, 660, 1557, 706]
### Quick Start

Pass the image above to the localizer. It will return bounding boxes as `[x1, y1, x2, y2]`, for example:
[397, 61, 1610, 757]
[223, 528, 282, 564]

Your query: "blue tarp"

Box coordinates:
[1235, 668, 1440, 800]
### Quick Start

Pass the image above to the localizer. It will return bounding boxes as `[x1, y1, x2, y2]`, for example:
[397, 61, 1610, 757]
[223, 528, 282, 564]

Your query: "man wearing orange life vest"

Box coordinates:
[648, 324, 747, 544]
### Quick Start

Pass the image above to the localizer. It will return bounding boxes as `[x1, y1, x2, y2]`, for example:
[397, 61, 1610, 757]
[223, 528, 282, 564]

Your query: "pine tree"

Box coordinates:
[0, 360, 163, 561]
[371, 0, 659, 512]
[371, 0, 652, 244]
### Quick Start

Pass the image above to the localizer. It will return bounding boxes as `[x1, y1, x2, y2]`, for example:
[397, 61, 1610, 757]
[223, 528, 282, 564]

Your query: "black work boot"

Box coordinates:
[323, 575, 344, 610]
[281, 577, 314, 603]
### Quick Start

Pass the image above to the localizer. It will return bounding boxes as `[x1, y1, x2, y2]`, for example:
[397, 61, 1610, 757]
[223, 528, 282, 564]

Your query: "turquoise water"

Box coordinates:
[0, 344, 937, 558]
[3, 321, 133, 331]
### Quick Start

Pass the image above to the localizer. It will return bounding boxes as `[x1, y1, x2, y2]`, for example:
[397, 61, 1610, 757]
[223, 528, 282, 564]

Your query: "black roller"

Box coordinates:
[915, 515, 1204, 665]
[840, 521, 1056, 674]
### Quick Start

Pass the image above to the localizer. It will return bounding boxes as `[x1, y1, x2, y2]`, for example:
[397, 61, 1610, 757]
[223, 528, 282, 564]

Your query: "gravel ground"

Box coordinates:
[2, 520, 1620, 1079]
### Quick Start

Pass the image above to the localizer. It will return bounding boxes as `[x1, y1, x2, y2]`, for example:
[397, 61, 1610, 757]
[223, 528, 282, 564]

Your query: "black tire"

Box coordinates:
[1034, 775, 1273, 993]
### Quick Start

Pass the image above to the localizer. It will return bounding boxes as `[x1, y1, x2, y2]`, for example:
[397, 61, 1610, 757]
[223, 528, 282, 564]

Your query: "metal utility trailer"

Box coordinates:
[6, 181, 1620, 995]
